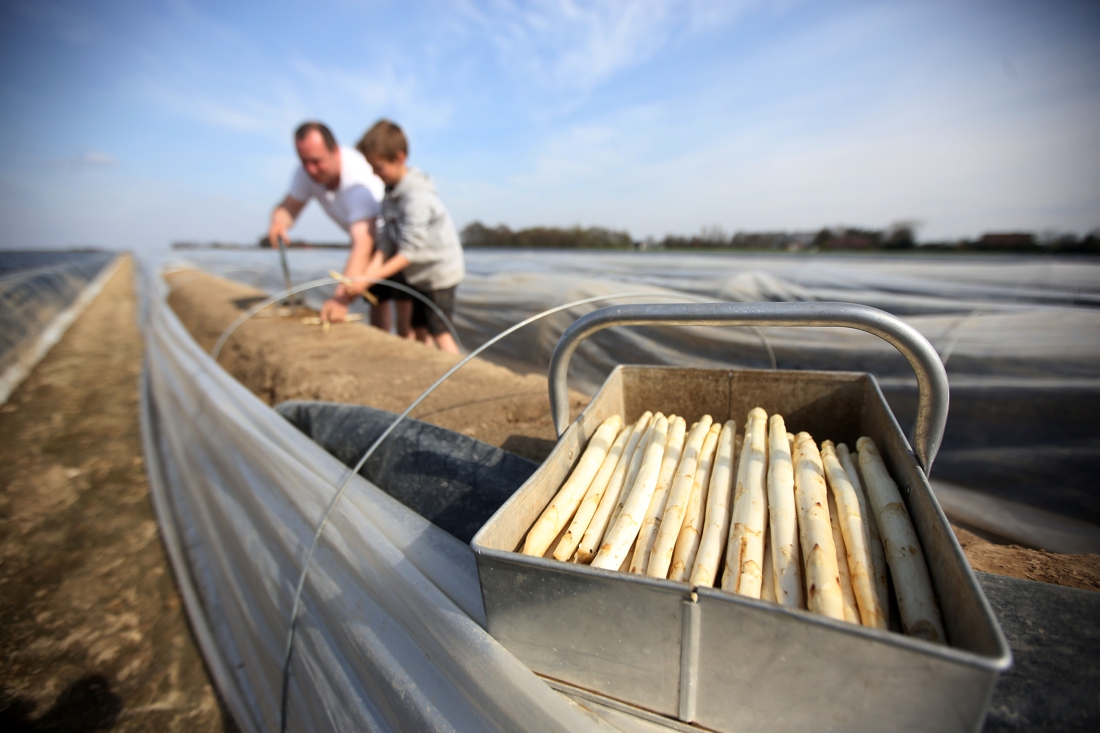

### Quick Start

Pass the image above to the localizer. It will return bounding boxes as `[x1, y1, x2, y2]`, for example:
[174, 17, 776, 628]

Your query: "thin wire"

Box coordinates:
[748, 325, 778, 370]
[276, 289, 746, 730]
[937, 307, 986, 367]
[210, 276, 463, 360]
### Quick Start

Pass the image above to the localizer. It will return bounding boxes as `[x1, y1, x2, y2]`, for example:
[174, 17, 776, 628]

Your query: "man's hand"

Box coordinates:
[268, 219, 290, 249]
[340, 277, 370, 298]
[269, 196, 305, 247]
[320, 297, 349, 324]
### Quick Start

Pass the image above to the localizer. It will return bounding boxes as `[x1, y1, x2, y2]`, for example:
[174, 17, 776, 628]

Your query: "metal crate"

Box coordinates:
[471, 302, 1011, 732]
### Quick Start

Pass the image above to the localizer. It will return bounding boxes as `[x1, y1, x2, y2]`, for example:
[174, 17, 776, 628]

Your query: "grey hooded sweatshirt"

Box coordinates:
[378, 168, 465, 291]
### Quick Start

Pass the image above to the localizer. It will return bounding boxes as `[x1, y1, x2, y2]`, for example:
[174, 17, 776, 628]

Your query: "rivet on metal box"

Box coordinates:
[471, 302, 1012, 733]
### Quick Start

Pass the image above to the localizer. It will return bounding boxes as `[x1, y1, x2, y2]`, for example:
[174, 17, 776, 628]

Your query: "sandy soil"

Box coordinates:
[166, 269, 588, 463]
[0, 258, 233, 732]
[955, 526, 1100, 591]
[166, 269, 1100, 594]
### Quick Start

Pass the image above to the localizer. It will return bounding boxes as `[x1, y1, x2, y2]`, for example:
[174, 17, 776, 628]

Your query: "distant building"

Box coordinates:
[975, 233, 1036, 250]
[827, 235, 874, 250]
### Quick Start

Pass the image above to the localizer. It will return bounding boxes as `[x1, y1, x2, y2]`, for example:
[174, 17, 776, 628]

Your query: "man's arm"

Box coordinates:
[268, 195, 305, 247]
[321, 218, 377, 322]
[336, 219, 377, 297]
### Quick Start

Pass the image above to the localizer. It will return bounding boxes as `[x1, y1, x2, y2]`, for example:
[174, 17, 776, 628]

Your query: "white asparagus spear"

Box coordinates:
[731, 432, 744, 491]
[554, 424, 634, 561]
[766, 414, 803, 609]
[821, 441, 886, 629]
[522, 415, 623, 557]
[689, 421, 738, 588]
[605, 413, 663, 537]
[301, 313, 365, 325]
[668, 423, 721, 581]
[761, 527, 776, 603]
[792, 433, 845, 620]
[722, 408, 769, 596]
[593, 415, 670, 570]
[575, 412, 651, 563]
[647, 416, 713, 578]
[630, 416, 687, 574]
[857, 437, 946, 643]
[828, 488, 862, 624]
[837, 442, 889, 627]
[787, 432, 794, 454]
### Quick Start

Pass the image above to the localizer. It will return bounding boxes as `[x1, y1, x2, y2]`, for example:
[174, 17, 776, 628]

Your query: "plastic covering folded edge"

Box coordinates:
[137, 257, 626, 732]
[0, 253, 121, 404]
[139, 366, 263, 733]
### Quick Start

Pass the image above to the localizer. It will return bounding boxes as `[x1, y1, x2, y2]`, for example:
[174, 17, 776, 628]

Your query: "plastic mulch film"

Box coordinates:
[137, 258, 626, 732]
[0, 250, 117, 402]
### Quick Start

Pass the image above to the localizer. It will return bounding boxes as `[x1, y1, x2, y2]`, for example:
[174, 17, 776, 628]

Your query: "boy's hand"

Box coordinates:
[321, 298, 349, 324]
[329, 271, 379, 305]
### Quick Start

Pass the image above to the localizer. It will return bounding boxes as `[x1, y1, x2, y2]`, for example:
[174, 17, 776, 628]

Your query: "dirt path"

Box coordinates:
[0, 257, 233, 732]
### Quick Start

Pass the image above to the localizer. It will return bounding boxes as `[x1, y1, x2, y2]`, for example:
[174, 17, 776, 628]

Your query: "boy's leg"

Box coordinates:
[370, 299, 393, 331]
[410, 285, 459, 354]
[366, 282, 393, 332]
[413, 326, 436, 347]
[433, 330, 458, 354]
[396, 299, 415, 339]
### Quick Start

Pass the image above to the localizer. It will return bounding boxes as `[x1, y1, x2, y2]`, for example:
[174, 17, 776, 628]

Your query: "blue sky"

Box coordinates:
[1, 0, 1097, 251]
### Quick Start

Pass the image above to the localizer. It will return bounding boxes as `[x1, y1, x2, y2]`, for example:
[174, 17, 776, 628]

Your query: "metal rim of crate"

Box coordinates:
[547, 301, 949, 474]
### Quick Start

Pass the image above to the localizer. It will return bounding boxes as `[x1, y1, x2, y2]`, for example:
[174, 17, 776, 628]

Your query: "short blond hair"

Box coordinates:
[357, 119, 408, 161]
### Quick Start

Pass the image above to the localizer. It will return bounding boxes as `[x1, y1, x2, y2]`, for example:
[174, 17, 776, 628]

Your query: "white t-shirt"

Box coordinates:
[287, 146, 385, 232]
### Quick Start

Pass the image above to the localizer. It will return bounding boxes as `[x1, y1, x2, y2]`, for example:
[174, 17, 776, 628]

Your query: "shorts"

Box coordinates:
[410, 286, 457, 337]
[366, 270, 412, 302]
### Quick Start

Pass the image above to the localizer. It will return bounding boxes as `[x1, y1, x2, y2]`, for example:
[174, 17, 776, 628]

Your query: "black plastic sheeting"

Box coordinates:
[979, 572, 1100, 732]
[0, 250, 115, 375]
[276, 400, 538, 543]
[881, 382, 1100, 525]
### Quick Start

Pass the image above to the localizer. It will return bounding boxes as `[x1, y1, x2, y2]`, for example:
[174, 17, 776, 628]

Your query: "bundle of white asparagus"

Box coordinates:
[519, 410, 945, 643]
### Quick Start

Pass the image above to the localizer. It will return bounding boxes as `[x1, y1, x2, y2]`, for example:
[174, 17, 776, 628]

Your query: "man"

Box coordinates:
[268, 121, 412, 335]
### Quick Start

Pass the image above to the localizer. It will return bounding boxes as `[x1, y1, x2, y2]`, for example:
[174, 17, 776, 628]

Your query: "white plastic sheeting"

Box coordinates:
[138, 259, 630, 732]
[169, 248, 1100, 535]
[0, 250, 117, 403]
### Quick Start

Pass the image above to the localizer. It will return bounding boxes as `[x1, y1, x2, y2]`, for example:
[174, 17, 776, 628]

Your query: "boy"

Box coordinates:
[348, 119, 465, 354]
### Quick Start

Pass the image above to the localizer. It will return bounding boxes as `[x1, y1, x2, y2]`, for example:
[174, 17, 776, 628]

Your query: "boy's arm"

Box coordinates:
[367, 252, 410, 282]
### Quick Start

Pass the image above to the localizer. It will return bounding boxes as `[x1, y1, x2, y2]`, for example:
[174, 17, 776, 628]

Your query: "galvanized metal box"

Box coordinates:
[471, 304, 1011, 732]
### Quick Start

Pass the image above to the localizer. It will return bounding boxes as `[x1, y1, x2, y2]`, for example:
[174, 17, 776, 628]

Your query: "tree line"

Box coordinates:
[460, 221, 1100, 254]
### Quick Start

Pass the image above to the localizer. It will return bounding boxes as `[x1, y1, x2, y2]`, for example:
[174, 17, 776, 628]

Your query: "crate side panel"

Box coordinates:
[480, 555, 686, 716]
[621, 367, 731, 426]
[694, 591, 996, 733]
[726, 370, 866, 442]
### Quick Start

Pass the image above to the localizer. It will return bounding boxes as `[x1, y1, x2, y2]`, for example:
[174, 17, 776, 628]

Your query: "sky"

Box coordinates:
[0, 0, 1098, 252]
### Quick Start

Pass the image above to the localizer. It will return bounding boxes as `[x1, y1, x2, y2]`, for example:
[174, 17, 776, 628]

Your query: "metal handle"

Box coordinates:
[548, 302, 949, 474]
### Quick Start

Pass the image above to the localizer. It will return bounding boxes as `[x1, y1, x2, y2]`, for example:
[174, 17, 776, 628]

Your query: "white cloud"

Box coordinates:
[455, 0, 765, 98]
[287, 58, 453, 132]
